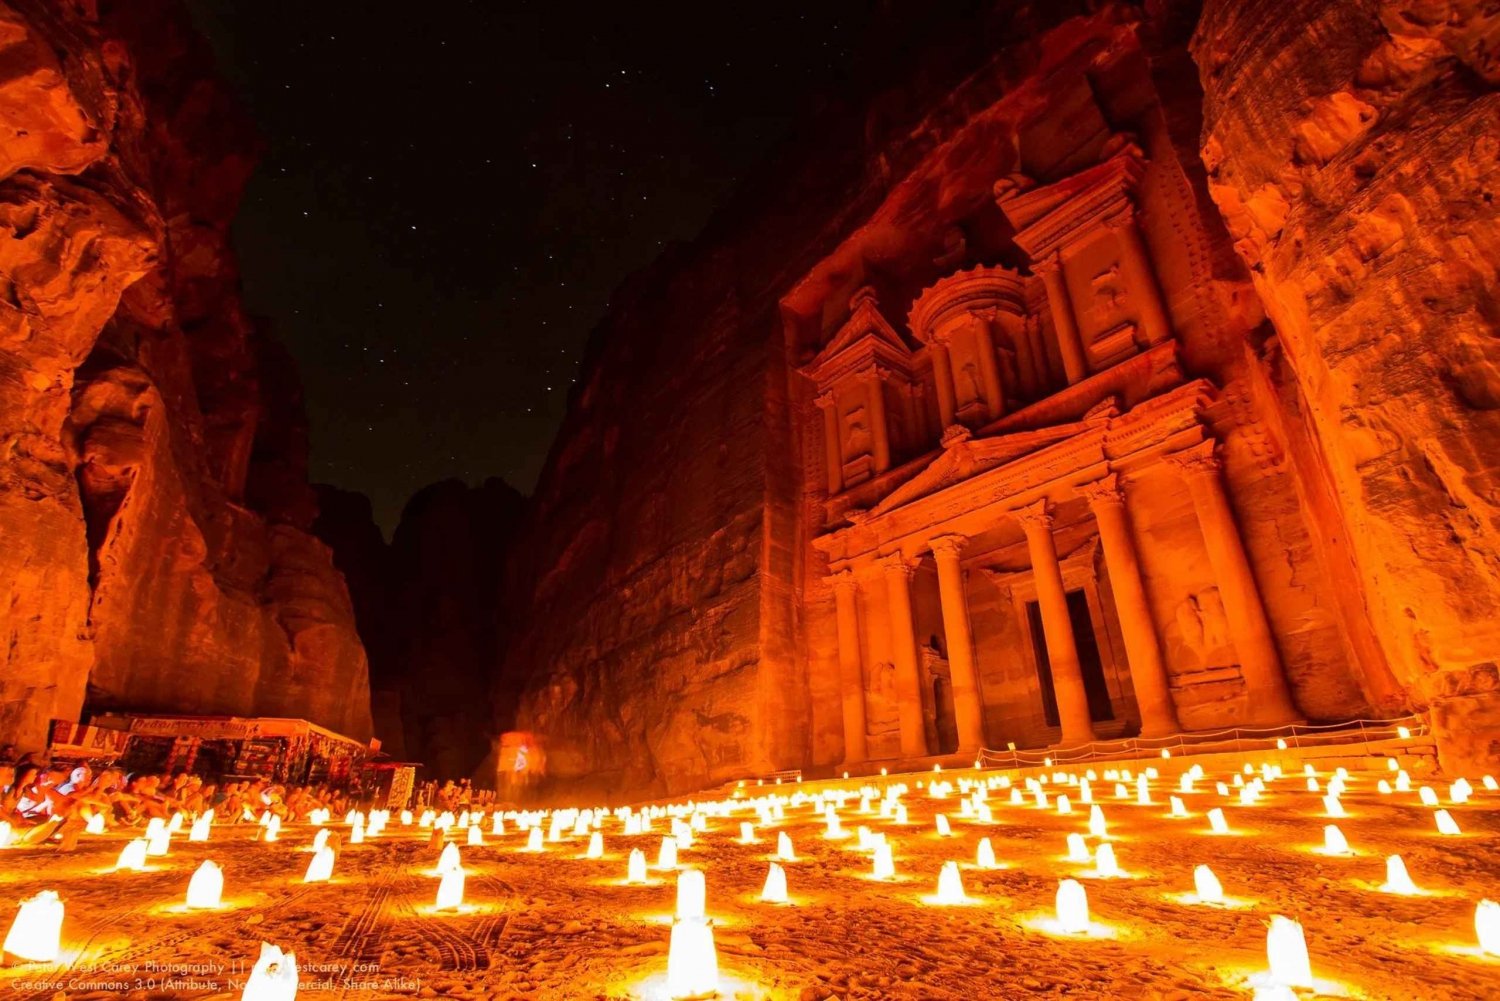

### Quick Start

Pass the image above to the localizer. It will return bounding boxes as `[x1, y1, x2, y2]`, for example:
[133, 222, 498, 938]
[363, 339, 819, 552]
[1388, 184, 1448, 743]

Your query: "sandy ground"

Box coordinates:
[0, 761, 1497, 1000]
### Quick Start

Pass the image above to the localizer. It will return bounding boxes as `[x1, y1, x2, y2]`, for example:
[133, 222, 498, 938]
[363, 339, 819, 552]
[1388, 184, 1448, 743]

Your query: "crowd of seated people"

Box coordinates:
[0, 751, 413, 848]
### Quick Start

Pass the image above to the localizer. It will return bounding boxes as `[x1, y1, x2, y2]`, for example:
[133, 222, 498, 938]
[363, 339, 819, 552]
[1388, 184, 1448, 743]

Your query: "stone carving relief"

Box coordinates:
[1171, 587, 1232, 668]
[842, 406, 871, 461]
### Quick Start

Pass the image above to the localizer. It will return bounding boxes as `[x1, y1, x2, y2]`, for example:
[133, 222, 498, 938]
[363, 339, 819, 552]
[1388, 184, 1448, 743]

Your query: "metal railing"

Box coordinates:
[976, 714, 1430, 770]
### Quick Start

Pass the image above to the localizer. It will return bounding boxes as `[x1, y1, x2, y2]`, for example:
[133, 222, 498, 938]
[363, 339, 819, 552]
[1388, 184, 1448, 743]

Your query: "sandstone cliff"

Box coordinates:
[316, 479, 523, 776]
[0, 0, 372, 748]
[1194, 0, 1500, 775]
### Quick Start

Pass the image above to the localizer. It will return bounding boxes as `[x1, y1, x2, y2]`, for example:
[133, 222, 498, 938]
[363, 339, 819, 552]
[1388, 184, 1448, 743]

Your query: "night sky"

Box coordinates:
[185, 0, 888, 534]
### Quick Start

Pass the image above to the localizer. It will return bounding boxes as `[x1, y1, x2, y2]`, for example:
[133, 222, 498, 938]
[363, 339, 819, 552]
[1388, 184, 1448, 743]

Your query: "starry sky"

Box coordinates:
[184, 0, 891, 534]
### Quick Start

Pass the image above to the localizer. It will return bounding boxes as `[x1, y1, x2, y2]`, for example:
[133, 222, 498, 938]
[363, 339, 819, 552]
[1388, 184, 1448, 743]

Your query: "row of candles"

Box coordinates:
[1, 758, 1495, 999]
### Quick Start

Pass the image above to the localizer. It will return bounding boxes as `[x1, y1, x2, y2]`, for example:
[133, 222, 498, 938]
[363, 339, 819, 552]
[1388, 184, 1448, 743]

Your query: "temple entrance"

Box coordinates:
[1025, 589, 1115, 727]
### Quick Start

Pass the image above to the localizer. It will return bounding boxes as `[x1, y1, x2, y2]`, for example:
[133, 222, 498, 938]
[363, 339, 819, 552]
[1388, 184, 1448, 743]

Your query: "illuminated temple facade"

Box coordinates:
[802, 151, 1304, 761]
[502, 1, 1499, 798]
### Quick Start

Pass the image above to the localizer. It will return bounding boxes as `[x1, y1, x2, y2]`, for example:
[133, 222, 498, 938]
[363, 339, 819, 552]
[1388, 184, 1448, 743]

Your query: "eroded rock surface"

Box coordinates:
[0, 0, 371, 747]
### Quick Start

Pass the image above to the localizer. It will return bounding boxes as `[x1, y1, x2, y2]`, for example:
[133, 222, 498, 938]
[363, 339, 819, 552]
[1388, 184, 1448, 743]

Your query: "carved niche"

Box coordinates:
[998, 151, 1173, 379]
[801, 287, 917, 493]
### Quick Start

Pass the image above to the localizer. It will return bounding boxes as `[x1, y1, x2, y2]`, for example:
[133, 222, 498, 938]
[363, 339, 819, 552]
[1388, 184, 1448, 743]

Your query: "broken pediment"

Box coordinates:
[870, 421, 1086, 515]
[801, 285, 914, 384]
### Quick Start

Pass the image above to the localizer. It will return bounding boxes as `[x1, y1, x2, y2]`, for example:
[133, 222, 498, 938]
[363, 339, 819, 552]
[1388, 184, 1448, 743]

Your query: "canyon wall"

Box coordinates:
[0, 0, 371, 749]
[1193, 0, 1500, 774]
[316, 479, 523, 778]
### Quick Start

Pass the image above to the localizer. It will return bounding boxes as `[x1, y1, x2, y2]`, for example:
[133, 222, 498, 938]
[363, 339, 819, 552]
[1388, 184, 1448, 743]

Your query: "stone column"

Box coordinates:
[1015, 500, 1096, 745]
[831, 571, 869, 764]
[815, 392, 842, 494]
[881, 554, 929, 758]
[928, 339, 958, 429]
[1034, 254, 1088, 385]
[969, 308, 1007, 422]
[1168, 442, 1300, 724]
[863, 367, 892, 473]
[1081, 474, 1180, 736]
[929, 535, 986, 754]
[1110, 214, 1172, 346]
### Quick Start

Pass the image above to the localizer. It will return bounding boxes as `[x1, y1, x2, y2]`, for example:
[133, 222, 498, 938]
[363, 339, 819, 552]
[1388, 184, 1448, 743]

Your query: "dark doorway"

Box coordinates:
[1026, 590, 1115, 727]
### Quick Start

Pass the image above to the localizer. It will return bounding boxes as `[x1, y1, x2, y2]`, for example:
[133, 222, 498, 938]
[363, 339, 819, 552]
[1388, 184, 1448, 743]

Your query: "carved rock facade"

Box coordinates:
[501, 0, 1497, 798]
[0, 0, 371, 748]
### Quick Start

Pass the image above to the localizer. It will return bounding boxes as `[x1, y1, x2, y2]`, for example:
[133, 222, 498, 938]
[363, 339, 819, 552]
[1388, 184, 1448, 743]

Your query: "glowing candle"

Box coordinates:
[1434, 809, 1461, 835]
[1136, 776, 1151, 806]
[894, 803, 909, 825]
[304, 847, 334, 883]
[116, 838, 148, 871]
[626, 848, 648, 884]
[402, 810, 414, 826]
[761, 862, 788, 904]
[1170, 796, 1188, 818]
[467, 825, 483, 847]
[586, 831, 603, 858]
[658, 836, 678, 870]
[1178, 774, 1194, 794]
[1477, 899, 1500, 956]
[776, 832, 795, 862]
[1088, 805, 1107, 838]
[0, 822, 12, 848]
[1395, 771, 1411, 792]
[1056, 795, 1072, 816]
[1484, 776, 1498, 791]
[675, 869, 706, 921]
[242, 942, 297, 1001]
[1378, 780, 1392, 795]
[1056, 878, 1089, 934]
[2, 890, 63, 962]
[739, 822, 755, 844]
[1320, 794, 1344, 818]
[1265, 915, 1313, 987]
[935, 815, 952, 837]
[872, 842, 895, 880]
[435, 867, 464, 910]
[1207, 808, 1229, 835]
[526, 827, 544, 853]
[1397, 725, 1411, 739]
[1381, 855, 1417, 894]
[976, 838, 997, 870]
[186, 860, 224, 909]
[84, 814, 105, 835]
[438, 843, 461, 873]
[1093, 842, 1121, 878]
[1193, 864, 1223, 904]
[146, 826, 170, 857]
[1419, 786, 1439, 807]
[666, 913, 718, 1000]
[1112, 782, 1127, 800]
[1322, 825, 1351, 855]
[348, 820, 363, 845]
[264, 815, 280, 843]
[934, 861, 966, 904]
[824, 812, 843, 839]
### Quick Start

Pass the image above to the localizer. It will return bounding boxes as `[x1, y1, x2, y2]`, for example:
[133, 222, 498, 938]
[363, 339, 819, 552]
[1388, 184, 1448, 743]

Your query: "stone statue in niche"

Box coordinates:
[960, 359, 984, 407]
[842, 406, 871, 461]
[1091, 263, 1128, 317]
[865, 660, 899, 736]
[1173, 587, 1231, 666]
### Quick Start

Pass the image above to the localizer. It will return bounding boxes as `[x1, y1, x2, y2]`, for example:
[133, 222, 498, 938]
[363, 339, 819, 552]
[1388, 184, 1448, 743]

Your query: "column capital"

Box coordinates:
[1032, 251, 1065, 278]
[1102, 206, 1144, 237]
[879, 552, 919, 579]
[1166, 439, 1222, 479]
[968, 306, 1003, 326]
[861, 365, 892, 385]
[830, 569, 859, 595]
[1079, 472, 1125, 509]
[1011, 498, 1054, 533]
[929, 534, 969, 561]
[814, 390, 837, 411]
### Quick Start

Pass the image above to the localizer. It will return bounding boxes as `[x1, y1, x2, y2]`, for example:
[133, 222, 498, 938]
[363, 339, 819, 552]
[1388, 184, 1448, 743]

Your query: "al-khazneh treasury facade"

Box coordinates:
[506, 1, 1500, 799]
[784, 106, 1386, 767]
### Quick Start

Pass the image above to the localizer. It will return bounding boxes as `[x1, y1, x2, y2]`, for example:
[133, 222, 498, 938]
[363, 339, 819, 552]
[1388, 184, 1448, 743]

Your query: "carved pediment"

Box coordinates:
[999, 152, 1147, 260]
[801, 286, 913, 385]
[870, 422, 1086, 515]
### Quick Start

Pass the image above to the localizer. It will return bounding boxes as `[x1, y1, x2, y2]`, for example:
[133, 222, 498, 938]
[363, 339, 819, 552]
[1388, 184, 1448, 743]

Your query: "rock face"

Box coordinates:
[1193, 0, 1500, 776]
[0, 0, 372, 748]
[315, 479, 523, 777]
[498, 0, 1499, 800]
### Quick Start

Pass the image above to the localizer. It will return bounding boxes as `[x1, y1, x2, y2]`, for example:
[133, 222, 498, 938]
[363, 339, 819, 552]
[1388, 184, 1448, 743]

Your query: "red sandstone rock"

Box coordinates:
[0, 0, 371, 748]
